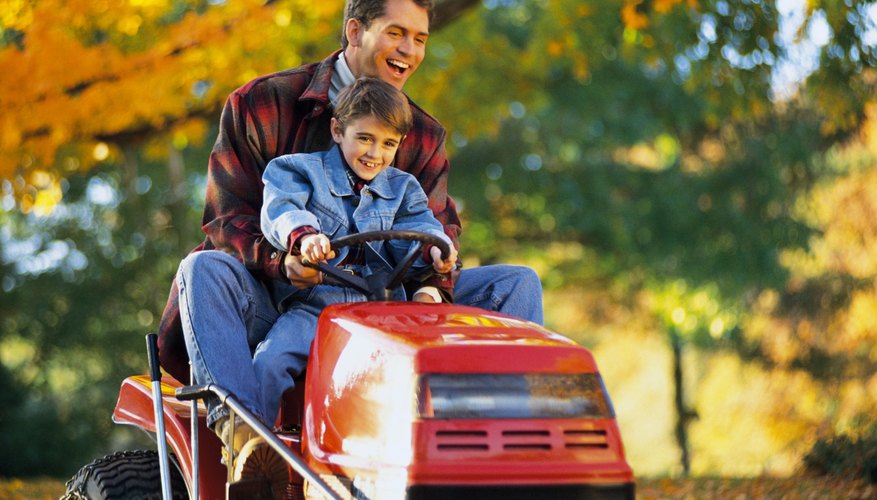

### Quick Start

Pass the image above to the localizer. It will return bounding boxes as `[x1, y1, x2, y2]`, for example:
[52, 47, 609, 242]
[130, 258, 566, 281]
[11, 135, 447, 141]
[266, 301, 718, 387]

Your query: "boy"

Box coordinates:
[224, 77, 457, 485]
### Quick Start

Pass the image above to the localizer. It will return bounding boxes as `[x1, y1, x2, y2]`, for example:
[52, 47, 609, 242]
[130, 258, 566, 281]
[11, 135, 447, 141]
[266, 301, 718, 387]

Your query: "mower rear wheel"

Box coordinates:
[63, 449, 187, 500]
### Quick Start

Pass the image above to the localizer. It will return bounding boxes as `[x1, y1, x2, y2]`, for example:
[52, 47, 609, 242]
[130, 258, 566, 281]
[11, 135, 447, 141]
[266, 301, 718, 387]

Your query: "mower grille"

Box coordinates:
[432, 425, 609, 453]
[407, 482, 635, 500]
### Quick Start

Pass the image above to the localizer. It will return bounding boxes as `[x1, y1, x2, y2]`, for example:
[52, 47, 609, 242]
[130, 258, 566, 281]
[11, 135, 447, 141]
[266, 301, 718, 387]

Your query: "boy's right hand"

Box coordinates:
[430, 245, 458, 274]
[300, 234, 335, 264]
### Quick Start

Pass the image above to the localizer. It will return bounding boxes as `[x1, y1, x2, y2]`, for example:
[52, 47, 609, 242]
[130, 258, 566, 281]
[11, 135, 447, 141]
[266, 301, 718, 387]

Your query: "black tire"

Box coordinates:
[63, 449, 188, 500]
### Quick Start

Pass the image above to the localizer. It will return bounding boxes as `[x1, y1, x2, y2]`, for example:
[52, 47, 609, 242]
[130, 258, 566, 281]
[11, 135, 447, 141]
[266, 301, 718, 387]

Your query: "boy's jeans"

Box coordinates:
[177, 250, 543, 427]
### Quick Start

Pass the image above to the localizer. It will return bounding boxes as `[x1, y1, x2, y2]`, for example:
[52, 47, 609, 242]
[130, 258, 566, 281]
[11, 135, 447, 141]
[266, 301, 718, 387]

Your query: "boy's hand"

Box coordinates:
[300, 234, 335, 264]
[430, 245, 458, 274]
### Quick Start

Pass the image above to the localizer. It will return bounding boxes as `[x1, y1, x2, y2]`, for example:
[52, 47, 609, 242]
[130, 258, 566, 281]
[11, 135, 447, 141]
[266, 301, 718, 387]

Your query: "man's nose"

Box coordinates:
[398, 35, 414, 55]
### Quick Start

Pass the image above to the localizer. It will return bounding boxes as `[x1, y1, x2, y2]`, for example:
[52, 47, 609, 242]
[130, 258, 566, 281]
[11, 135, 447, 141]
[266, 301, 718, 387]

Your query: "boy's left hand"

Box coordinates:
[300, 234, 335, 264]
[430, 245, 458, 274]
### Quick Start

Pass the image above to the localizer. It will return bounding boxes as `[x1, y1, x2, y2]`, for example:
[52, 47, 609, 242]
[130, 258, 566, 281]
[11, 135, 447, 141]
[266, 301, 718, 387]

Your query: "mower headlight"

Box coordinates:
[417, 373, 614, 419]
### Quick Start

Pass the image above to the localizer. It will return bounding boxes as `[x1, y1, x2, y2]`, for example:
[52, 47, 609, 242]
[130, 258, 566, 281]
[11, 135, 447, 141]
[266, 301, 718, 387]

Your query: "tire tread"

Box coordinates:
[63, 449, 187, 500]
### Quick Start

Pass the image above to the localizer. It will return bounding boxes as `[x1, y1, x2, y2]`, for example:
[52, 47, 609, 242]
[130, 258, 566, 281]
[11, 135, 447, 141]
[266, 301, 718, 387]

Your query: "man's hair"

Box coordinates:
[341, 0, 434, 49]
[334, 77, 413, 137]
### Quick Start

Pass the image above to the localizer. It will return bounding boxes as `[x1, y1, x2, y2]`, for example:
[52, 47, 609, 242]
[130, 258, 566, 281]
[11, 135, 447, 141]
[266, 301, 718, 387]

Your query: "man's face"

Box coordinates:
[331, 115, 404, 181]
[345, 0, 429, 90]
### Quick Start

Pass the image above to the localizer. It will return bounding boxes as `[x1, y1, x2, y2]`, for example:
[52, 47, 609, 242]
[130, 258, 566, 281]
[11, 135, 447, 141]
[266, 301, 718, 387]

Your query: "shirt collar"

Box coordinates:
[329, 52, 356, 104]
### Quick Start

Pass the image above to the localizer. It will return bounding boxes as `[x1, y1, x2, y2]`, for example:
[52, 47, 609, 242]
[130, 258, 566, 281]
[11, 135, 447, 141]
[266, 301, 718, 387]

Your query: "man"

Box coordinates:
[158, 0, 543, 475]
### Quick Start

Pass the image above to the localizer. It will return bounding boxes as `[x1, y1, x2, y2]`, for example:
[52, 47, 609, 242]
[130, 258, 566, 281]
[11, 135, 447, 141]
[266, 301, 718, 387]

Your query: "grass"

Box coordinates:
[636, 476, 875, 499]
[2, 475, 873, 499]
[0, 477, 67, 500]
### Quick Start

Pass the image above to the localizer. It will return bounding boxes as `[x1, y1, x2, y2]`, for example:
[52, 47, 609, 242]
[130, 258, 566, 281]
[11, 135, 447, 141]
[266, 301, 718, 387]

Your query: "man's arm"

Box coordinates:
[200, 87, 324, 288]
[199, 90, 288, 281]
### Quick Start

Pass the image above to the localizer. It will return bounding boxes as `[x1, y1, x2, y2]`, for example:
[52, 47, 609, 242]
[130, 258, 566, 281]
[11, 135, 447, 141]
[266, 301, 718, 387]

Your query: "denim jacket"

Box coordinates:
[261, 145, 451, 278]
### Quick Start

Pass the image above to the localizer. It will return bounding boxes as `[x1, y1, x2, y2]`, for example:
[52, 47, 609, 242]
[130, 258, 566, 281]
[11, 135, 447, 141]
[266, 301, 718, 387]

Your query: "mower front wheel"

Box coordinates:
[63, 449, 187, 500]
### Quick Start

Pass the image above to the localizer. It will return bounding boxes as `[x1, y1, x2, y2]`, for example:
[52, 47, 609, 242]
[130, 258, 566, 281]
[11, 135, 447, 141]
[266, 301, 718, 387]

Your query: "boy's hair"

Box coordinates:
[341, 0, 434, 49]
[334, 77, 413, 137]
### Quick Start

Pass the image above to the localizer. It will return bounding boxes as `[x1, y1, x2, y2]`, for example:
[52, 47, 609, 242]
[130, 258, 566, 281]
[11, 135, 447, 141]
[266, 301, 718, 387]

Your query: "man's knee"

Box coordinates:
[511, 265, 541, 287]
[178, 251, 243, 287]
[493, 264, 542, 292]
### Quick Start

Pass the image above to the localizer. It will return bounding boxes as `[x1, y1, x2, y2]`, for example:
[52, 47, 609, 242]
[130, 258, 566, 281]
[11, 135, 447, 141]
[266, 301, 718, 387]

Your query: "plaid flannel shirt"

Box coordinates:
[157, 51, 461, 382]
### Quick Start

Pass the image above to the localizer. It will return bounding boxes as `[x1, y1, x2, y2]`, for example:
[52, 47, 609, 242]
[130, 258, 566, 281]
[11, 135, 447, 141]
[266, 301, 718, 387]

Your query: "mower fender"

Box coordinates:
[112, 375, 225, 499]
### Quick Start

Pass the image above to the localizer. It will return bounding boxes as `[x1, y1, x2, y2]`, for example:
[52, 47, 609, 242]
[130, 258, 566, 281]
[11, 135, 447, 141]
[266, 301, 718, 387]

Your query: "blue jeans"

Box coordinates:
[177, 250, 543, 426]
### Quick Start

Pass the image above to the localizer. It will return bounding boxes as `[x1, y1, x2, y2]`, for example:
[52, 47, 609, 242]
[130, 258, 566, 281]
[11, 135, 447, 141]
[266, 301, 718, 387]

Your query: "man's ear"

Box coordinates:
[345, 18, 362, 47]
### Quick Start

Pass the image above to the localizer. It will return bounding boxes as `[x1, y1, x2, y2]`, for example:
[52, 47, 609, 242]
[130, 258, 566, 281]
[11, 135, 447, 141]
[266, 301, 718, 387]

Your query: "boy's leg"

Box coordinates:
[453, 265, 544, 325]
[252, 307, 317, 426]
[177, 250, 279, 427]
[253, 285, 365, 424]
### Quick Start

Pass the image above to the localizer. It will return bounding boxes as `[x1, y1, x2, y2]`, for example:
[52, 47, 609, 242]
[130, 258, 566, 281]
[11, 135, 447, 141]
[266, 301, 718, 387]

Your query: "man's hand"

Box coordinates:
[430, 245, 458, 274]
[413, 290, 439, 303]
[283, 233, 337, 289]
[283, 253, 322, 288]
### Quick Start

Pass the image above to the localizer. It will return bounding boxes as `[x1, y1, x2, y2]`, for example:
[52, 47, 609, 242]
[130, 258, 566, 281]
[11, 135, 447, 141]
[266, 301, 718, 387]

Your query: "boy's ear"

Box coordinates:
[330, 117, 344, 143]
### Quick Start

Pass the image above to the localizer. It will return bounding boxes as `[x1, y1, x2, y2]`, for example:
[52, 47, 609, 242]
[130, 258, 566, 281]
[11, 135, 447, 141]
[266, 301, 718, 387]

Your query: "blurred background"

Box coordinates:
[1, 0, 876, 487]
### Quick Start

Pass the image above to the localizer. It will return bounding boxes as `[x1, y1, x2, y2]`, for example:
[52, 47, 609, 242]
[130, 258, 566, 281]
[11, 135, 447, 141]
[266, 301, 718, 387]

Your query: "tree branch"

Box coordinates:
[433, 0, 481, 30]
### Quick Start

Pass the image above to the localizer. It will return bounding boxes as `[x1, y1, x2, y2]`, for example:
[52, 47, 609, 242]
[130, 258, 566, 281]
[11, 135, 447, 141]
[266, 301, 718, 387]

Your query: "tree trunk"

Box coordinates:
[166, 144, 191, 247]
[671, 328, 693, 476]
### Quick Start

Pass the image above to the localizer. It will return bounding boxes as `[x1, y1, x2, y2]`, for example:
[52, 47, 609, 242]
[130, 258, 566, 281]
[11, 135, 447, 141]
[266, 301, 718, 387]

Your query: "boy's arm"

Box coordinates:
[397, 117, 462, 248]
[390, 177, 457, 302]
[261, 155, 322, 254]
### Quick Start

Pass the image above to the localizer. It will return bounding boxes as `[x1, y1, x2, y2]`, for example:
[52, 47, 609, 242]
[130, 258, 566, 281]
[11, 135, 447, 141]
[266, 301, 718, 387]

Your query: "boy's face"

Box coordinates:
[345, 0, 429, 90]
[331, 115, 403, 181]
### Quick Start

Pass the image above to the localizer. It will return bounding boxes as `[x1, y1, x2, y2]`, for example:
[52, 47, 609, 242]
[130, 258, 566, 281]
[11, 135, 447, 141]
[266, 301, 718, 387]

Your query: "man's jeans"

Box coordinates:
[177, 250, 543, 426]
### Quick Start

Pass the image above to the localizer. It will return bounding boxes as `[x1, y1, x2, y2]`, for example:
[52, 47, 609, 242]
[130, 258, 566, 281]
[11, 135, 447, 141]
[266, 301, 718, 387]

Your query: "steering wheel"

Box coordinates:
[304, 230, 451, 301]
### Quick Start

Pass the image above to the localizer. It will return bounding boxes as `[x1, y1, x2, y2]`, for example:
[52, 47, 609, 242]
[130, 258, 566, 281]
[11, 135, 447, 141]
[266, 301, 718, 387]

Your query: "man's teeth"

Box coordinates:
[388, 59, 409, 71]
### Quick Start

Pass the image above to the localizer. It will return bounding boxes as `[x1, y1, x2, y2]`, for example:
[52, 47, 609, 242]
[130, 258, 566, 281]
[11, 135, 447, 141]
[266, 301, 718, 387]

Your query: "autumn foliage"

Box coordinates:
[1, 0, 342, 213]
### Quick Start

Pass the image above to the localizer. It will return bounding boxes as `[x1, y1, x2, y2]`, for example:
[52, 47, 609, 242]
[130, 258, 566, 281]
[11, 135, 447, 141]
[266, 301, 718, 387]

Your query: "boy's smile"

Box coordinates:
[331, 115, 404, 182]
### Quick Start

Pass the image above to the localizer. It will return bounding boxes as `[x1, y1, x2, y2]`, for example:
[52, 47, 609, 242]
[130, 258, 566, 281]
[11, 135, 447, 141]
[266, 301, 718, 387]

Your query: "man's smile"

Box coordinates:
[387, 58, 409, 75]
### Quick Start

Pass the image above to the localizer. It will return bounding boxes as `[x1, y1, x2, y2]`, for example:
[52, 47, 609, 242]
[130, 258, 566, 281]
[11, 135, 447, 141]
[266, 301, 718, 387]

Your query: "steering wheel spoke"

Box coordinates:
[316, 264, 371, 295]
[302, 230, 450, 301]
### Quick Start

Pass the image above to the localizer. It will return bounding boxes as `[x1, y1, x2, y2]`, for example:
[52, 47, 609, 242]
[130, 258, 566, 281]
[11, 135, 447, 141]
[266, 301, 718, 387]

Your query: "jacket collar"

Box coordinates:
[323, 145, 396, 200]
[300, 50, 342, 106]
